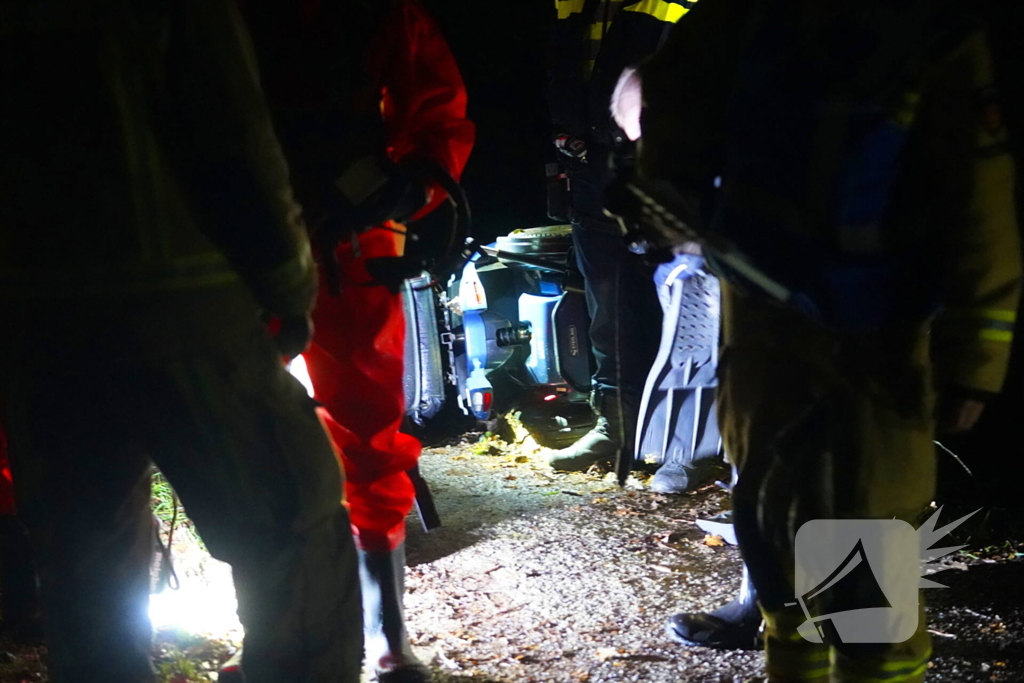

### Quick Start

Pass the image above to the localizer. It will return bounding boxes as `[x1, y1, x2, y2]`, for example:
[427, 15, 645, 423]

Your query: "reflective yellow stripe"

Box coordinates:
[980, 329, 1013, 343]
[981, 308, 1017, 322]
[766, 663, 831, 681]
[590, 22, 605, 39]
[879, 649, 932, 672]
[852, 661, 929, 683]
[623, 0, 690, 23]
[556, 0, 587, 20]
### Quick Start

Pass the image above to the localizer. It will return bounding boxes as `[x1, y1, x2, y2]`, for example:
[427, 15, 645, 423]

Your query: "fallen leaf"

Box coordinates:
[703, 534, 726, 547]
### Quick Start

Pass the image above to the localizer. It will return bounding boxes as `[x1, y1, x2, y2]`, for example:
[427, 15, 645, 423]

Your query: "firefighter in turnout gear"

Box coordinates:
[638, 0, 1022, 680]
[545, 0, 696, 484]
[0, 1, 364, 680]
[235, 1, 474, 681]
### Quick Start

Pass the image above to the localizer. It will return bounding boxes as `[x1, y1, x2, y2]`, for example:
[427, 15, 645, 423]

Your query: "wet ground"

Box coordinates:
[2, 429, 1022, 682]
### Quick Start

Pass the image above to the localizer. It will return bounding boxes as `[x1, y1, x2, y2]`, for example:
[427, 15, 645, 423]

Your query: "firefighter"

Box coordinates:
[235, 2, 474, 681]
[544, 1, 697, 480]
[638, 0, 1022, 681]
[0, 1, 364, 681]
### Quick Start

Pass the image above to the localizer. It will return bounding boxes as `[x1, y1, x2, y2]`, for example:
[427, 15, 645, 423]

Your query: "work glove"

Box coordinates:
[325, 154, 429, 238]
[553, 133, 588, 161]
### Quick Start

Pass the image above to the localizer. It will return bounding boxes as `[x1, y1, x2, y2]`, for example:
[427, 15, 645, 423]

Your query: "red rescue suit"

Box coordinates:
[1, 426, 13, 516]
[303, 0, 474, 553]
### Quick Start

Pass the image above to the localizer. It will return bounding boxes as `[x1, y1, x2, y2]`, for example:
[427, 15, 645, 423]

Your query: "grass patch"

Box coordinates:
[151, 470, 204, 553]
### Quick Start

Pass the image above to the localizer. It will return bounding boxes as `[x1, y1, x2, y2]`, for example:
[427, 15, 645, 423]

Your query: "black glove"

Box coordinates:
[329, 155, 428, 232]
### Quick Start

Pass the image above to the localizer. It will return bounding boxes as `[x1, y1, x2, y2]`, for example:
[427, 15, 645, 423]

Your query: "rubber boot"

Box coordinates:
[361, 542, 431, 683]
[217, 650, 244, 683]
[0, 515, 44, 641]
[667, 564, 763, 650]
[545, 391, 625, 472]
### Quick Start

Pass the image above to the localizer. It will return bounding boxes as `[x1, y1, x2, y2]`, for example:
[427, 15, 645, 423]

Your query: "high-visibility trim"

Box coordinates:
[980, 329, 1013, 343]
[623, 0, 691, 23]
[836, 648, 931, 683]
[590, 21, 605, 39]
[766, 663, 831, 682]
[847, 660, 928, 682]
[556, 0, 587, 20]
[980, 308, 1017, 322]
[877, 649, 932, 672]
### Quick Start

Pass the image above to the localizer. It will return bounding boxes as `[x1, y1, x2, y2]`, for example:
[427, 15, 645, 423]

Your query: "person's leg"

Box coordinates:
[721, 288, 937, 682]
[547, 216, 661, 471]
[305, 228, 427, 680]
[0, 427, 43, 638]
[3, 377, 157, 683]
[148, 329, 363, 683]
[0, 513, 43, 639]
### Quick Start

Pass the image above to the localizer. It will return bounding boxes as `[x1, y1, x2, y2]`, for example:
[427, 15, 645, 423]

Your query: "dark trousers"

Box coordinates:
[569, 167, 662, 412]
[1, 296, 363, 683]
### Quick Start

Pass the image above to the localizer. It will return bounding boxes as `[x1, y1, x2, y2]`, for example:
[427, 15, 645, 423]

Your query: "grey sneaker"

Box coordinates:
[545, 417, 618, 471]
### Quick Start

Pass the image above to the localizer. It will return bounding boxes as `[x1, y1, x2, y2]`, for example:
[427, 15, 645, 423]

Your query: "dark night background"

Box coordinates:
[423, 0, 1024, 512]
[421, 0, 554, 242]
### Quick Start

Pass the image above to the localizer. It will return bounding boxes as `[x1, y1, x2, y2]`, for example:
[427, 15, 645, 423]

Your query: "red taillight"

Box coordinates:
[543, 394, 557, 402]
[470, 389, 492, 415]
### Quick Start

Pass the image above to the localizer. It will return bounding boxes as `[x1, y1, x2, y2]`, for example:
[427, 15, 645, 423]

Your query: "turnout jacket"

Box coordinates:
[0, 0, 315, 319]
[548, 0, 697, 150]
[639, 0, 1022, 395]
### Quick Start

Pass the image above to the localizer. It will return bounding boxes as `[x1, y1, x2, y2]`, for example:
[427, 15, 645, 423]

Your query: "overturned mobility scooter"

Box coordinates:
[402, 225, 724, 493]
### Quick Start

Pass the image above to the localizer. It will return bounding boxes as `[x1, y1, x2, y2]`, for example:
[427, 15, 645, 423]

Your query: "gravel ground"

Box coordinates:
[402, 433, 1024, 683]
[2, 430, 1022, 683]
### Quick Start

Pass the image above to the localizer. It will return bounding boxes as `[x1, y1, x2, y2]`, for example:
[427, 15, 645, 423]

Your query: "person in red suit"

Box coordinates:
[0, 425, 42, 638]
[234, 2, 474, 681]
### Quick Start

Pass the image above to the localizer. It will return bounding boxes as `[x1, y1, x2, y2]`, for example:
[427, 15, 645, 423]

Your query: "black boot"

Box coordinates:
[667, 565, 762, 650]
[361, 542, 431, 683]
[0, 515, 44, 641]
[546, 391, 628, 472]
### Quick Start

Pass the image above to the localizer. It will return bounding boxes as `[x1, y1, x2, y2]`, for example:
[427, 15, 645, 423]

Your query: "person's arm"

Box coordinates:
[637, 0, 751, 190]
[369, 0, 476, 219]
[165, 0, 317, 321]
[927, 29, 1022, 430]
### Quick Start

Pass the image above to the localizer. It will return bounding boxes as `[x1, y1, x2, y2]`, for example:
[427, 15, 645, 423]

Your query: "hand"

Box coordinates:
[937, 396, 986, 434]
[273, 314, 313, 361]
[611, 67, 643, 142]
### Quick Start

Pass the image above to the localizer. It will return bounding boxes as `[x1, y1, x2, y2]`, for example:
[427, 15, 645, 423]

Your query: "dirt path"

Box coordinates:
[404, 438, 763, 683]
[403, 436, 1024, 683]
[2, 434, 1022, 682]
